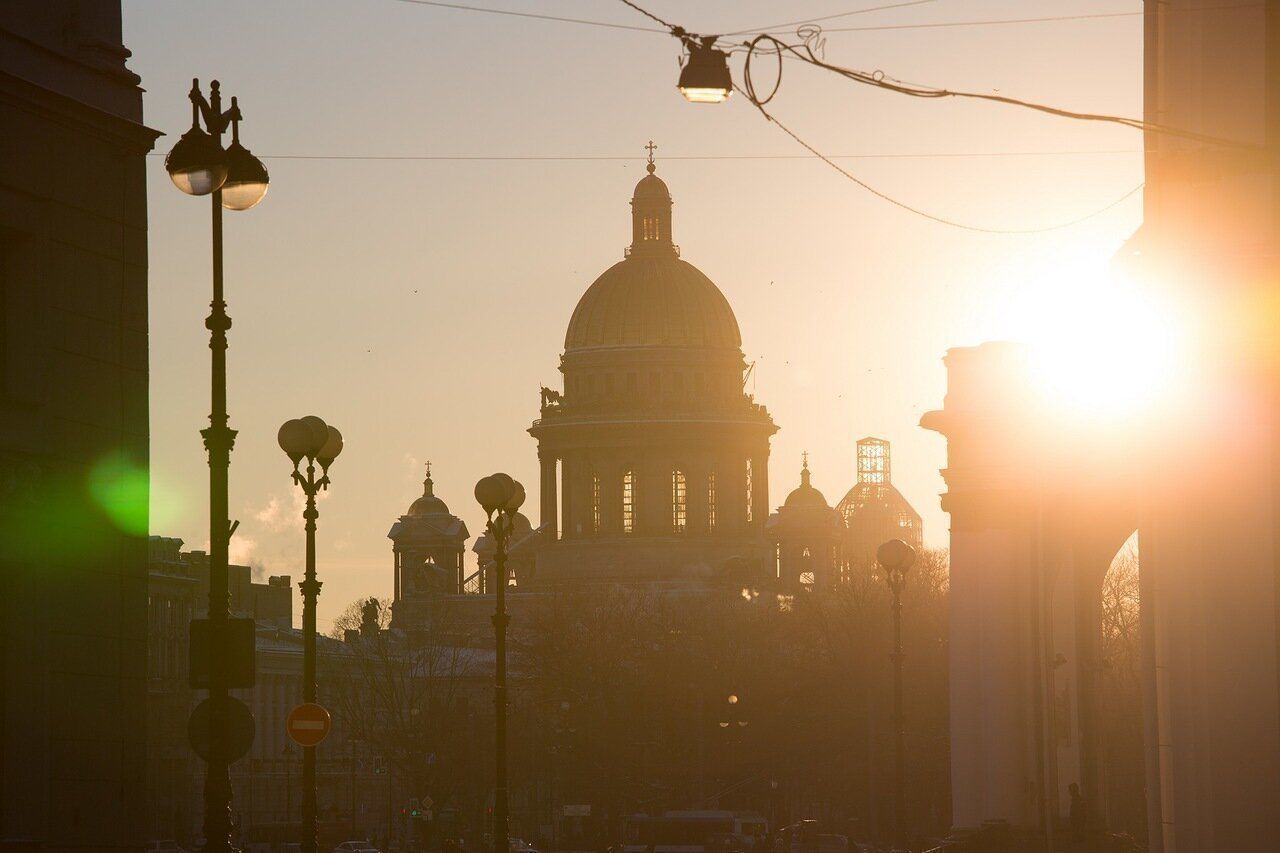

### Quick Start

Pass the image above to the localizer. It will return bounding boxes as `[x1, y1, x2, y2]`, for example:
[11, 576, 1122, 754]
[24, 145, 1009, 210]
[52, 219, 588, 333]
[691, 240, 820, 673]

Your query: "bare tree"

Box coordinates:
[323, 597, 483, 815]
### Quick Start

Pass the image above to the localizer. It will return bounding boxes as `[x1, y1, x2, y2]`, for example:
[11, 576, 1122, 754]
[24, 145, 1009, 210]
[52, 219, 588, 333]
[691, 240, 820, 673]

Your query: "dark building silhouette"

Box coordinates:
[529, 154, 778, 585]
[768, 455, 841, 589]
[388, 464, 470, 624]
[0, 2, 157, 848]
[146, 537, 293, 845]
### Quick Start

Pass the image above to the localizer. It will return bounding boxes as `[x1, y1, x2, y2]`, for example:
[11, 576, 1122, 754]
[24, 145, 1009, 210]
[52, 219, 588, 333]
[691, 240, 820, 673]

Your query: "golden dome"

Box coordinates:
[564, 254, 742, 351]
[565, 152, 742, 353]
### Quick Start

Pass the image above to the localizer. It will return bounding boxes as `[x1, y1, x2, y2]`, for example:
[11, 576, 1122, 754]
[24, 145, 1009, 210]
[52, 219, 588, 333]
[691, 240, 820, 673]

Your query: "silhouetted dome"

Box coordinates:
[565, 256, 741, 351]
[407, 472, 449, 516]
[632, 170, 671, 201]
[564, 155, 742, 353]
[784, 460, 830, 510]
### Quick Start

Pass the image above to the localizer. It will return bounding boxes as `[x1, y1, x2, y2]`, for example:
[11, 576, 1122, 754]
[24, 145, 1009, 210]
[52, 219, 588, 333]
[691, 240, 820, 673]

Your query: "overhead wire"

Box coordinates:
[723, 0, 940, 36]
[739, 86, 1144, 234]
[145, 149, 1138, 162]
[390, 0, 665, 33]
[607, 0, 1255, 231]
[818, 1, 1261, 32]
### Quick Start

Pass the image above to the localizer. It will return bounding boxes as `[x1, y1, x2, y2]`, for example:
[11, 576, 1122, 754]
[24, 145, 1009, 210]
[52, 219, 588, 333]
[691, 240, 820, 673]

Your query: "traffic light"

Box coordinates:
[409, 797, 422, 818]
[374, 755, 387, 775]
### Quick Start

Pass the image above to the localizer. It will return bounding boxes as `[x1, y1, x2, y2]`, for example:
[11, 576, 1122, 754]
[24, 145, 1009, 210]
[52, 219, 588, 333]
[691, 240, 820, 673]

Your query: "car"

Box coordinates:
[145, 842, 188, 853]
[334, 843, 375, 853]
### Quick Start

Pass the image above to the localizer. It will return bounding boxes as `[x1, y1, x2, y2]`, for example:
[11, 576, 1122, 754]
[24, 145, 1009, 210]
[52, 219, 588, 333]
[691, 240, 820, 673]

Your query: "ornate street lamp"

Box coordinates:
[279, 415, 344, 853]
[475, 472, 526, 853]
[877, 538, 916, 852]
[678, 36, 733, 104]
[166, 77, 270, 853]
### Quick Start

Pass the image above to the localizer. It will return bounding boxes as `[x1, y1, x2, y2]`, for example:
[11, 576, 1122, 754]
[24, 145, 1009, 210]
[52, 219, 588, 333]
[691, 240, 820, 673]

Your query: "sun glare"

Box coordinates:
[1004, 252, 1182, 420]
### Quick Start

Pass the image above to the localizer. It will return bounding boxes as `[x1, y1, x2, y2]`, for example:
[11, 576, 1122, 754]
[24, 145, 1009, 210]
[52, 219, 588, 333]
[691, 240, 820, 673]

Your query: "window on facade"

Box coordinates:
[591, 473, 601, 534]
[707, 471, 717, 531]
[622, 470, 635, 534]
[800, 571, 815, 588]
[745, 458, 754, 523]
[672, 470, 687, 533]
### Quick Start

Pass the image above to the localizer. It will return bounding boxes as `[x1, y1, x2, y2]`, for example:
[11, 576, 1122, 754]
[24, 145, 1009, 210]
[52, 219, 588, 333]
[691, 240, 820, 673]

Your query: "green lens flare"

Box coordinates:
[87, 452, 150, 535]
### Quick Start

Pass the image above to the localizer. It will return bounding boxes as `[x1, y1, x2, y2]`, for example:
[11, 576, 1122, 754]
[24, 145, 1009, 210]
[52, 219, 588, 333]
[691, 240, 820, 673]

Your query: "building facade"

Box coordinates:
[529, 156, 778, 586]
[0, 2, 157, 848]
[927, 4, 1280, 848]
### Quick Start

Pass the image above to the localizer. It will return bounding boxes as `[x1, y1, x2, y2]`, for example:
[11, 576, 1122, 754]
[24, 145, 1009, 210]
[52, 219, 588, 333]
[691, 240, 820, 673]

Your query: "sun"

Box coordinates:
[1002, 249, 1182, 420]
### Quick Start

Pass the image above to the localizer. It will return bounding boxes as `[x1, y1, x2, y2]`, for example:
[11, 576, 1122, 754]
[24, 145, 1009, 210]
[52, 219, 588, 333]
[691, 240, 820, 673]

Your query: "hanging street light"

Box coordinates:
[166, 77, 271, 853]
[678, 35, 733, 104]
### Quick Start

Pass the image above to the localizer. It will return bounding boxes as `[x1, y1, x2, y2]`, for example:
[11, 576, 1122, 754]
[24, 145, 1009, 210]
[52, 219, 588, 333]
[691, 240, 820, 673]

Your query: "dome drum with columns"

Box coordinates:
[529, 147, 778, 585]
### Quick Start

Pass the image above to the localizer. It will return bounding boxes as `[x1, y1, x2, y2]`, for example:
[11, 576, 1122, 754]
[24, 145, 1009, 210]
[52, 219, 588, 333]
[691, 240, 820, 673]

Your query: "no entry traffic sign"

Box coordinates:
[188, 696, 255, 763]
[287, 702, 332, 747]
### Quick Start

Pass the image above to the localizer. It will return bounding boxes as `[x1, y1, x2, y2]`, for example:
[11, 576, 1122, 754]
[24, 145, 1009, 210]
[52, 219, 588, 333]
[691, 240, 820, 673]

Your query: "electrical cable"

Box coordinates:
[391, 0, 666, 33]
[740, 32, 1251, 148]
[144, 149, 1139, 162]
[724, 0, 939, 37]
[819, 2, 1261, 33]
[739, 87, 1144, 234]
[615, 0, 679, 32]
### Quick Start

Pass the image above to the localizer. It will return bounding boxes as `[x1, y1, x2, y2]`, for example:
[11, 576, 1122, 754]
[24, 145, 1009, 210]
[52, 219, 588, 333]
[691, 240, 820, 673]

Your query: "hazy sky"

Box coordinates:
[123, 0, 1144, 629]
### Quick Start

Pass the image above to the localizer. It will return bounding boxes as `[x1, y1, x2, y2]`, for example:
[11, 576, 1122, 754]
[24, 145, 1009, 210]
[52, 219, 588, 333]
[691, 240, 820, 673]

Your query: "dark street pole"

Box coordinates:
[493, 522, 510, 853]
[302, 467, 320, 853]
[279, 417, 344, 853]
[165, 78, 270, 853]
[475, 474, 526, 853]
[877, 539, 916, 852]
[199, 79, 235, 853]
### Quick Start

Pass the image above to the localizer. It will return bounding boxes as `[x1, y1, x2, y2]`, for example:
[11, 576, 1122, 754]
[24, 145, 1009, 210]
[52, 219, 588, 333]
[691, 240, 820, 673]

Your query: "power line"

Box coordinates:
[615, 0, 678, 31]
[819, 3, 1262, 33]
[743, 91, 1143, 234]
[724, 0, 940, 37]
[144, 149, 1139, 162]
[390, 0, 665, 33]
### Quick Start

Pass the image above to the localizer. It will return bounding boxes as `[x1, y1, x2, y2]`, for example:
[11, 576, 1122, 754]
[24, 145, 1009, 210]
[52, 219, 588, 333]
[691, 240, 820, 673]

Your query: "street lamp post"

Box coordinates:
[165, 77, 269, 853]
[474, 473, 527, 853]
[877, 538, 916, 852]
[279, 417, 345, 853]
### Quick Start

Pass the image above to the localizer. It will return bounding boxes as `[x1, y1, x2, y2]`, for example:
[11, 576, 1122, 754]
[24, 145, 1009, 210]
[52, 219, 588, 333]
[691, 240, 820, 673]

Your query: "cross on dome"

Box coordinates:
[645, 140, 658, 174]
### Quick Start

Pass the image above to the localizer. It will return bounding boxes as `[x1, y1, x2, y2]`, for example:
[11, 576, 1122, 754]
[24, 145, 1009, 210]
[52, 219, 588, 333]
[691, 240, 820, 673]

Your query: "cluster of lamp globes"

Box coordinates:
[164, 115, 270, 210]
[474, 472, 526, 518]
[277, 416, 344, 471]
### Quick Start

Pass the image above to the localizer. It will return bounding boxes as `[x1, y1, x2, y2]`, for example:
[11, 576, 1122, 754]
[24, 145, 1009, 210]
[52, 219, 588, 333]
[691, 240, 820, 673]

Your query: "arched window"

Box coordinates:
[745, 458, 754, 524]
[622, 471, 635, 534]
[672, 470, 687, 533]
[591, 472, 601, 534]
[707, 471, 717, 531]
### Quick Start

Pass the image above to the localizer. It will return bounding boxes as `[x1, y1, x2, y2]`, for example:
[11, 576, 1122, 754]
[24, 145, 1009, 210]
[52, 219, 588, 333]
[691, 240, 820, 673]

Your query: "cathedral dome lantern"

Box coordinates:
[530, 143, 778, 587]
[629, 142, 676, 256]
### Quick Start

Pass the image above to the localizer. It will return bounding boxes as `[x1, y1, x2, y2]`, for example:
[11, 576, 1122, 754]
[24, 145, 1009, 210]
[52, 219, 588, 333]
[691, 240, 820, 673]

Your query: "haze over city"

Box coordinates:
[8, 1, 1279, 852]
[129, 0, 1144, 628]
